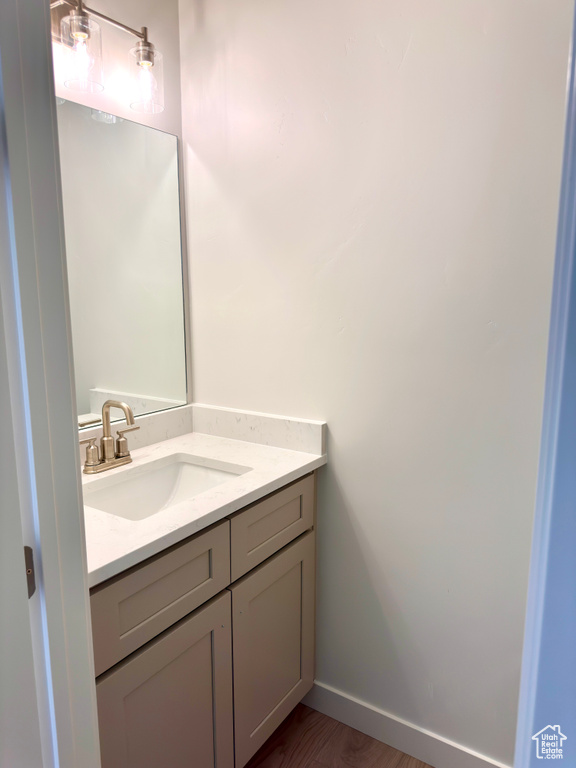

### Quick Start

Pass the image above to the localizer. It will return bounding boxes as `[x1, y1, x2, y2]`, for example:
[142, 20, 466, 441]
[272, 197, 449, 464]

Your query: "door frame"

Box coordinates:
[515, 4, 576, 767]
[0, 141, 44, 768]
[0, 0, 100, 765]
[2, 0, 576, 765]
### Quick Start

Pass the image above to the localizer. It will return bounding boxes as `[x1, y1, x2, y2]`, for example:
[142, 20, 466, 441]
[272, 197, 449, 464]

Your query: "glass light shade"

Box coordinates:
[61, 14, 104, 93]
[91, 110, 123, 124]
[129, 47, 164, 114]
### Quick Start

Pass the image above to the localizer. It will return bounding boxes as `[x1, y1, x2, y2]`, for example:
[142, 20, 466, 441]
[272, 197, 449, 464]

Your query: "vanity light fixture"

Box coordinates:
[50, 0, 164, 113]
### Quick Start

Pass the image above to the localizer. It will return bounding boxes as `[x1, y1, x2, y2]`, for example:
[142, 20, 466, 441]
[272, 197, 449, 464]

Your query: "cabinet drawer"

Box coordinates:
[91, 520, 230, 676]
[229, 474, 314, 581]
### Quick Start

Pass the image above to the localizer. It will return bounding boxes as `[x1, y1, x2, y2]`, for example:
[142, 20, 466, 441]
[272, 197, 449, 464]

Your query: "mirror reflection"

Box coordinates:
[56, 100, 187, 427]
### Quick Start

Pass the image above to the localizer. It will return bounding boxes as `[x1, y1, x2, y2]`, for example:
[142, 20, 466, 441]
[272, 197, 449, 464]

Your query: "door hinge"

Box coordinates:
[24, 546, 36, 599]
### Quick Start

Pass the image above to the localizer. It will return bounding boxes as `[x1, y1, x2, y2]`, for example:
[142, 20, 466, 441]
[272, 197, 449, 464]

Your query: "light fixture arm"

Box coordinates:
[50, 0, 147, 42]
[79, 6, 146, 42]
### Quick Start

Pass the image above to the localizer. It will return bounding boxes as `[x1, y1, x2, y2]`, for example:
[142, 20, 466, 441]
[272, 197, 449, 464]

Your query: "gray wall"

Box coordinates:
[178, 0, 573, 763]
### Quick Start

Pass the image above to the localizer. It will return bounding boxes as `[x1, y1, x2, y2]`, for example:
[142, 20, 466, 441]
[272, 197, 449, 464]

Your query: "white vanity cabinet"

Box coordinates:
[91, 473, 316, 768]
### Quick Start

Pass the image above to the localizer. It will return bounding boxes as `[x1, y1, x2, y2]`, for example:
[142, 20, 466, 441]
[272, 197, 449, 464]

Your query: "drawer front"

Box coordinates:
[229, 474, 315, 581]
[91, 520, 230, 676]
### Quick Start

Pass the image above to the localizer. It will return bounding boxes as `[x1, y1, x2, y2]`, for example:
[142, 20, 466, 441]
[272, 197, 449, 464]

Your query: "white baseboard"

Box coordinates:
[303, 682, 511, 768]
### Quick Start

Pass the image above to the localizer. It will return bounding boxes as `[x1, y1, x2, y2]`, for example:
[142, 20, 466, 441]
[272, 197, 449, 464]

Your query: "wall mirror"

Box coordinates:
[56, 100, 187, 427]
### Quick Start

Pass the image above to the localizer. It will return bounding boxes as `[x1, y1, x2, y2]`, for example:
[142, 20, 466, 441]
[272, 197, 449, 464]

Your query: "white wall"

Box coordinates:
[179, 1, 573, 764]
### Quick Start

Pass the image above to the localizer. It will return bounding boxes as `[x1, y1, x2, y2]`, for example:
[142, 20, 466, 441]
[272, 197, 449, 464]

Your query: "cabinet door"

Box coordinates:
[230, 531, 315, 768]
[96, 592, 234, 768]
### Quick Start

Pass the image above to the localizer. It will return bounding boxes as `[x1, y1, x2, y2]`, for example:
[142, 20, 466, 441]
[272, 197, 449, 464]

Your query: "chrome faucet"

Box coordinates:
[80, 400, 140, 474]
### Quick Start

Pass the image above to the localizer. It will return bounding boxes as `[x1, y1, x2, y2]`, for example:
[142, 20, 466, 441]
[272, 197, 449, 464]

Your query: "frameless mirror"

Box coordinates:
[56, 100, 187, 427]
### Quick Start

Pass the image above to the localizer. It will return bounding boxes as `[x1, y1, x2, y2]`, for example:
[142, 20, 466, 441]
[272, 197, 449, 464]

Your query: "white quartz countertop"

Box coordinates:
[82, 432, 326, 588]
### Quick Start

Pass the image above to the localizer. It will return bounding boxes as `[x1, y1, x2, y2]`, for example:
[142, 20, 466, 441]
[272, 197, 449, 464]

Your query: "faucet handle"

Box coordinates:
[115, 426, 140, 458]
[79, 437, 100, 471]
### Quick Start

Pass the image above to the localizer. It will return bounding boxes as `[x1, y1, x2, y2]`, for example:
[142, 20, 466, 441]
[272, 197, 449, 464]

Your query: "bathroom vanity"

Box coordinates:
[57, 91, 327, 768]
[81, 418, 325, 768]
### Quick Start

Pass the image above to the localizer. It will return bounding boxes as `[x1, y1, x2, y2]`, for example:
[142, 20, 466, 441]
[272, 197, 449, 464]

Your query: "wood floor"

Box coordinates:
[245, 705, 434, 768]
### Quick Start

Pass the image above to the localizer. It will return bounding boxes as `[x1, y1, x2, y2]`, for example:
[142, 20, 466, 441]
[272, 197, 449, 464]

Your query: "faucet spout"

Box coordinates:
[102, 400, 135, 437]
[100, 400, 136, 461]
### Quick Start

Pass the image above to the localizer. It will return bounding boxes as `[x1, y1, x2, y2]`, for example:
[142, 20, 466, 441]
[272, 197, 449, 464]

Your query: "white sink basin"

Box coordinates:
[82, 453, 251, 521]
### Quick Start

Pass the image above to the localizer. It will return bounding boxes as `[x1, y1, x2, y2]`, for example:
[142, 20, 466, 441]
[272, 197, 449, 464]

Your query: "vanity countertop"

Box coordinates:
[82, 432, 326, 588]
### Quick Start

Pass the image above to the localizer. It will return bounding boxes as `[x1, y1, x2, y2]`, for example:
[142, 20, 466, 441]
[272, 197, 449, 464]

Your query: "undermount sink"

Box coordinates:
[82, 453, 251, 521]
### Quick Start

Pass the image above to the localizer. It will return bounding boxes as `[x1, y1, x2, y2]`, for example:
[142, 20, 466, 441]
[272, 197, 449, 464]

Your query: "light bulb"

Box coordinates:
[74, 39, 91, 78]
[139, 66, 156, 103]
[61, 13, 103, 93]
[130, 43, 164, 113]
[67, 8, 91, 41]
